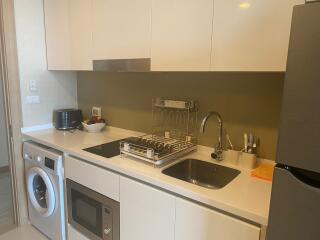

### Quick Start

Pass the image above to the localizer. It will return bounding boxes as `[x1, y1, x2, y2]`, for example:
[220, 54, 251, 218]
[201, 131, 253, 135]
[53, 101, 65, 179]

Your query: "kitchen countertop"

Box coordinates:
[22, 126, 272, 226]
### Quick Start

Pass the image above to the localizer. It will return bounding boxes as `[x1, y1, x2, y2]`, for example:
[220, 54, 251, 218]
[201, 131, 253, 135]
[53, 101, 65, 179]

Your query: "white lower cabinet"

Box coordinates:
[175, 198, 261, 240]
[66, 159, 261, 240]
[68, 224, 90, 240]
[119, 176, 175, 240]
[120, 176, 261, 240]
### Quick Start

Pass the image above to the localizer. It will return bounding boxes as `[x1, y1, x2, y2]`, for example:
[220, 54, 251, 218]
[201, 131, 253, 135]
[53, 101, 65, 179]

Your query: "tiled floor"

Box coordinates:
[0, 225, 47, 240]
[0, 172, 14, 235]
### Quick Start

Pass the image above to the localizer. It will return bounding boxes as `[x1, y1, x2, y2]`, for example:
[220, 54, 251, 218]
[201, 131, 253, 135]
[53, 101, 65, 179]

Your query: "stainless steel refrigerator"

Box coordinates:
[267, 2, 320, 240]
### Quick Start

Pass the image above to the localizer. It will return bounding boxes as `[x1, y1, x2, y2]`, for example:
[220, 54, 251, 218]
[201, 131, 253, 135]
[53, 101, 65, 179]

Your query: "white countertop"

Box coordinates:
[22, 126, 272, 226]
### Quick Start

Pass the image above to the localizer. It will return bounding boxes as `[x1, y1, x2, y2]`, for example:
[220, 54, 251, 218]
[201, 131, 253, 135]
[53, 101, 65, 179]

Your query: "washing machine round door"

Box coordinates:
[27, 167, 56, 217]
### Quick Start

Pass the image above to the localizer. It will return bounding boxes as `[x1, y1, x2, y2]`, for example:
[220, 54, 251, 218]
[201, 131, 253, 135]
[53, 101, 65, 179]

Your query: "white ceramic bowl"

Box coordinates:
[82, 122, 106, 133]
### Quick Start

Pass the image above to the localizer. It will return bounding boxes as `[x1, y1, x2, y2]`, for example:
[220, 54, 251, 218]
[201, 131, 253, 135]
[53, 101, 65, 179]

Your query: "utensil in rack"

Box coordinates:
[226, 134, 234, 150]
[244, 133, 248, 152]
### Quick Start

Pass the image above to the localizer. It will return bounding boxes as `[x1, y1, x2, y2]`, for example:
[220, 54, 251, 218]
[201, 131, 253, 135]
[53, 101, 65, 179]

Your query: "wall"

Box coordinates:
[0, 84, 9, 168]
[14, 0, 77, 128]
[2, 0, 29, 224]
[78, 72, 284, 160]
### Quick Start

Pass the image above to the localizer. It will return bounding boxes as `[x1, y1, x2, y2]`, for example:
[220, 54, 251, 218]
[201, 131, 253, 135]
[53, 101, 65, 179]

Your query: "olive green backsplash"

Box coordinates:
[77, 72, 285, 160]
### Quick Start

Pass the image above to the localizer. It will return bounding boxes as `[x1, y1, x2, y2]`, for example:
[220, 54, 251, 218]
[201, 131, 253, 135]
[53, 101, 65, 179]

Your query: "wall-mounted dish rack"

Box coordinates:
[120, 98, 198, 166]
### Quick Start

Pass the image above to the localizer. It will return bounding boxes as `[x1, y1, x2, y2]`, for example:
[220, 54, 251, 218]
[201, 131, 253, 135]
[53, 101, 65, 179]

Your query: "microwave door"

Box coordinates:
[67, 179, 119, 240]
[67, 180, 104, 240]
[71, 190, 103, 239]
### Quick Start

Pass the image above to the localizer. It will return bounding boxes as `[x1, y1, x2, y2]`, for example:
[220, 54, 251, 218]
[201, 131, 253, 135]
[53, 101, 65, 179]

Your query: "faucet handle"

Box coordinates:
[211, 146, 224, 161]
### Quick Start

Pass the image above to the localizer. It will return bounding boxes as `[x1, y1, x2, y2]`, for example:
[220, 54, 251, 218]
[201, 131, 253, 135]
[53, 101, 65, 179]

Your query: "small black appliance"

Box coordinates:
[53, 108, 83, 130]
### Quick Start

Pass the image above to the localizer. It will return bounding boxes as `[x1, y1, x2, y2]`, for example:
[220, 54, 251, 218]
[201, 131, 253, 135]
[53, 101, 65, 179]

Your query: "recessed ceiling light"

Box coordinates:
[239, 2, 251, 9]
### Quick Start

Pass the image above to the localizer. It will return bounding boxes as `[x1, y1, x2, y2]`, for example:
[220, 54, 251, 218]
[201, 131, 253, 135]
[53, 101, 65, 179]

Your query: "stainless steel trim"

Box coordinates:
[66, 179, 120, 240]
[56, 126, 78, 130]
[102, 205, 114, 240]
[120, 134, 197, 166]
[121, 145, 197, 166]
[93, 58, 151, 72]
[305, 0, 320, 3]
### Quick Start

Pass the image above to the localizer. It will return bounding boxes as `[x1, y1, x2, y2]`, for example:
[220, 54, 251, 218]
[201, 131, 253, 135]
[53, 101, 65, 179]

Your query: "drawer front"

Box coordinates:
[175, 197, 261, 240]
[65, 155, 119, 201]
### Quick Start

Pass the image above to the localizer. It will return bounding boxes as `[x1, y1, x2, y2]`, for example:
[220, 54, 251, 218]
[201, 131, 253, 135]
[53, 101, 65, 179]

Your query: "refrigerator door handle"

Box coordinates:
[286, 165, 320, 189]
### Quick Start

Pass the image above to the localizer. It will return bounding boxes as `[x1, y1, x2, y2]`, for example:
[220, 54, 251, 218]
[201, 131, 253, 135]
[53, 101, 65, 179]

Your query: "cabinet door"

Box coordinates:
[44, 0, 92, 70]
[92, 0, 151, 60]
[44, 0, 71, 70]
[68, 0, 93, 70]
[151, 0, 213, 71]
[211, 0, 304, 71]
[175, 198, 260, 240]
[120, 177, 175, 240]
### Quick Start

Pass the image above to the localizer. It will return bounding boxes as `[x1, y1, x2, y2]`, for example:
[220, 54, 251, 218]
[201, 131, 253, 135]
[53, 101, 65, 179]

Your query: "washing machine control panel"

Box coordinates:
[23, 141, 62, 175]
[35, 155, 42, 163]
[45, 158, 55, 170]
[24, 153, 33, 161]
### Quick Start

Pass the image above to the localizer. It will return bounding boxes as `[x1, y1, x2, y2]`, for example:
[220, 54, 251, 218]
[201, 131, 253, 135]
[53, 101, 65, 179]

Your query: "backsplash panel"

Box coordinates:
[77, 72, 284, 160]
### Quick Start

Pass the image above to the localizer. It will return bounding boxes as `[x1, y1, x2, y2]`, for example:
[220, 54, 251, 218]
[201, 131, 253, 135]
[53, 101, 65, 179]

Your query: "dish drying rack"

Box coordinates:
[120, 98, 199, 166]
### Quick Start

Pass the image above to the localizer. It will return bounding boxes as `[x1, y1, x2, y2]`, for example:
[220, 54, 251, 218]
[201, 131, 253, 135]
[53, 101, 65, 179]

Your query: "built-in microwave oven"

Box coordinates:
[66, 179, 120, 240]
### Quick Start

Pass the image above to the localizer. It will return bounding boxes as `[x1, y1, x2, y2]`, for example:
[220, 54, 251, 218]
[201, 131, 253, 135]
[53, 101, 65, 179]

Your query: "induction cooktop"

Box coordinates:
[83, 138, 131, 158]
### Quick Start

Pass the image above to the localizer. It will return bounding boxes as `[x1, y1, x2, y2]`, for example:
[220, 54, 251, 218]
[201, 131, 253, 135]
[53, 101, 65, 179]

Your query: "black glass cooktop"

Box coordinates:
[83, 138, 130, 158]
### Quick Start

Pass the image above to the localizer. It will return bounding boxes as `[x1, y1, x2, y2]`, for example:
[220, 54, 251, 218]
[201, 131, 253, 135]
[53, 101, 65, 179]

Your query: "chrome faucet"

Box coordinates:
[200, 111, 223, 161]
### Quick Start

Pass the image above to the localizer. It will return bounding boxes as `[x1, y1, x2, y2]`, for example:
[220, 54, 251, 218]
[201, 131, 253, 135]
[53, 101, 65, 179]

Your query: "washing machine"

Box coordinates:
[23, 141, 66, 240]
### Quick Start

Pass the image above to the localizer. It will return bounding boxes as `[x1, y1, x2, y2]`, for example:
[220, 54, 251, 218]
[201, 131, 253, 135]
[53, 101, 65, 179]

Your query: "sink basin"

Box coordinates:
[162, 159, 241, 189]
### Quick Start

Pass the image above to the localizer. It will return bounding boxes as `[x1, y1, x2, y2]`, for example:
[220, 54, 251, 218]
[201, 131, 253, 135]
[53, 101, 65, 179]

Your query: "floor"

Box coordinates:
[0, 171, 14, 235]
[0, 225, 47, 240]
[0, 171, 47, 240]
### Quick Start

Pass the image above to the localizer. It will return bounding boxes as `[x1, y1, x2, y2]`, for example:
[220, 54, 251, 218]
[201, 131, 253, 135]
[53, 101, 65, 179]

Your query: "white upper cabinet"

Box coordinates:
[44, 0, 302, 71]
[68, 0, 93, 70]
[151, 0, 214, 71]
[211, 0, 305, 71]
[175, 197, 261, 240]
[44, 0, 93, 70]
[92, 0, 151, 60]
[43, 0, 70, 70]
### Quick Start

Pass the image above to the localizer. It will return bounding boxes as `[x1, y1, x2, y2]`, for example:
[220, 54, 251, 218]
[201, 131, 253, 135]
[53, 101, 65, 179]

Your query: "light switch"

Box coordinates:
[29, 79, 37, 91]
[26, 95, 40, 104]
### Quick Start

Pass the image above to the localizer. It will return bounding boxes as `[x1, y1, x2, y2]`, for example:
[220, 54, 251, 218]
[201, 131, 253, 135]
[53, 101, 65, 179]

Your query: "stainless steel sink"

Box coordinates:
[162, 159, 241, 189]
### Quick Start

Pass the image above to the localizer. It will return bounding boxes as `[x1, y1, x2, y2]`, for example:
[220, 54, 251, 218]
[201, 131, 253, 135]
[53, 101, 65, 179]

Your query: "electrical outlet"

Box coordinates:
[26, 95, 40, 104]
[92, 106, 102, 118]
[29, 79, 37, 91]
